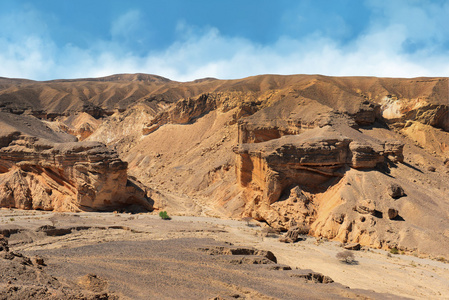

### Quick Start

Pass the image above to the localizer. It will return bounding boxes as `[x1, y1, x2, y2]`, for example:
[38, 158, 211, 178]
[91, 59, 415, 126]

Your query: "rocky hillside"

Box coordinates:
[0, 74, 448, 258]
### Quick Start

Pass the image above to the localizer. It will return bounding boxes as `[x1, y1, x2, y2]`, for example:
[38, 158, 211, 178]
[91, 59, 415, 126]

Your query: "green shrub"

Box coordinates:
[159, 211, 171, 220]
[390, 247, 399, 255]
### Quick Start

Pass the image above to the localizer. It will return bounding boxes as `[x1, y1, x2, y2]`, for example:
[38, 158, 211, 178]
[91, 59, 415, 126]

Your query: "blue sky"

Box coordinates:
[1, 0, 449, 81]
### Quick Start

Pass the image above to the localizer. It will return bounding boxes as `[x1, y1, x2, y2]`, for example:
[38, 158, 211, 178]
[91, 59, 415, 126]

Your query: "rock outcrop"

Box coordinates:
[142, 92, 264, 135]
[387, 183, 405, 199]
[0, 123, 151, 211]
[234, 125, 404, 229]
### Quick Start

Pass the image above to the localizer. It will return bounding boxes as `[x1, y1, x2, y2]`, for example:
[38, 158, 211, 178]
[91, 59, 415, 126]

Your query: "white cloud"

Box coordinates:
[1, 3, 449, 81]
[110, 10, 142, 38]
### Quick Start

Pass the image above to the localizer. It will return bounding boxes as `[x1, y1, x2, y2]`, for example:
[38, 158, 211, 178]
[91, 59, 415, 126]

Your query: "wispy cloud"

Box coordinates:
[1, 2, 449, 81]
[110, 10, 142, 38]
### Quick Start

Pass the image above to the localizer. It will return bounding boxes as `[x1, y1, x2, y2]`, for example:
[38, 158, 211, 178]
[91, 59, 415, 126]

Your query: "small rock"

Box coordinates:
[282, 226, 307, 243]
[279, 237, 289, 243]
[344, 243, 361, 251]
[0, 235, 9, 252]
[388, 208, 399, 219]
[354, 199, 376, 215]
[387, 183, 405, 199]
[34, 255, 45, 266]
[78, 273, 108, 293]
[267, 264, 292, 270]
[427, 166, 436, 172]
[332, 213, 345, 224]
[290, 272, 334, 284]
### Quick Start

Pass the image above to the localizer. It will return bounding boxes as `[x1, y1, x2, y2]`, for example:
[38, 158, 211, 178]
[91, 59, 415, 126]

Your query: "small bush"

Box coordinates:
[390, 247, 399, 255]
[159, 211, 171, 220]
[336, 251, 355, 264]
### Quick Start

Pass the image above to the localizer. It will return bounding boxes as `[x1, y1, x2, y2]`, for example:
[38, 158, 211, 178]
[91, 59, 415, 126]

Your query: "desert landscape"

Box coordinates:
[0, 73, 449, 299]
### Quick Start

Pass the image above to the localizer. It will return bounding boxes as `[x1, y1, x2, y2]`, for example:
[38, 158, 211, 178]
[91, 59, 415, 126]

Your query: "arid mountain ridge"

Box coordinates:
[0, 73, 448, 258]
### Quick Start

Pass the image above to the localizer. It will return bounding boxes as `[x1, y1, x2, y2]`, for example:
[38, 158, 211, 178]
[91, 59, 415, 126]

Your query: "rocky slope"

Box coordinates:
[0, 74, 448, 258]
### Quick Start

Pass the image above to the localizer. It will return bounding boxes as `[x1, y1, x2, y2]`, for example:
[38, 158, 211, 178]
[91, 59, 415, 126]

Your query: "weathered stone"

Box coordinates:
[354, 200, 377, 215]
[332, 213, 345, 224]
[349, 141, 384, 168]
[383, 141, 405, 163]
[344, 243, 361, 251]
[290, 271, 334, 284]
[388, 208, 399, 220]
[33, 255, 45, 266]
[281, 225, 307, 243]
[387, 183, 405, 199]
[0, 235, 9, 252]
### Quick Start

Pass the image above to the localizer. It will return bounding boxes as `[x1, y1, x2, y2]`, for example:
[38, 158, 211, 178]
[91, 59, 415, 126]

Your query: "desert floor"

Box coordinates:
[1, 209, 448, 299]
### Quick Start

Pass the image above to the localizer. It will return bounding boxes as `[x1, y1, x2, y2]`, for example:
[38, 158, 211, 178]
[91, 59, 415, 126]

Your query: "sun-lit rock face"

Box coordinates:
[234, 125, 404, 227]
[0, 134, 150, 211]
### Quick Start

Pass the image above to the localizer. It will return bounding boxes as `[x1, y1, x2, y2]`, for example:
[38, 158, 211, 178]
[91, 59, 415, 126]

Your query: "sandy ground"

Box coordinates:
[1, 209, 448, 299]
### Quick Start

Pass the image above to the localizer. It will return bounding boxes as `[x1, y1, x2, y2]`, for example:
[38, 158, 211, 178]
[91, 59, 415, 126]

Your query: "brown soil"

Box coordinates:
[2, 209, 448, 299]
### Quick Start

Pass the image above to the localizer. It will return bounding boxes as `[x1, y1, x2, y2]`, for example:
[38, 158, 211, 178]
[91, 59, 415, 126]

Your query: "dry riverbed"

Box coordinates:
[1, 209, 448, 299]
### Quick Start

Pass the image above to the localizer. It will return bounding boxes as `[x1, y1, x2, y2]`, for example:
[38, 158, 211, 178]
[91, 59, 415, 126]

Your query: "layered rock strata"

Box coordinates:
[0, 133, 151, 211]
[235, 125, 404, 228]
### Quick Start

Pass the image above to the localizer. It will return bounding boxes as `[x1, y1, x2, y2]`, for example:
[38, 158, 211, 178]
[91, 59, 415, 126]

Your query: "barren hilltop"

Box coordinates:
[0, 74, 448, 299]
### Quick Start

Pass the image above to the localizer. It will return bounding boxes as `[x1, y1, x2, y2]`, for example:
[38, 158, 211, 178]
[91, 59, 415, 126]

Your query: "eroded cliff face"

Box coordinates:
[0, 130, 151, 212]
[234, 125, 404, 227]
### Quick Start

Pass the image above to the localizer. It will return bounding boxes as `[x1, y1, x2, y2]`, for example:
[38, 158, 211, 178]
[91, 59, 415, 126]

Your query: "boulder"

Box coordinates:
[387, 183, 405, 199]
[281, 226, 307, 243]
[344, 243, 361, 251]
[33, 255, 45, 266]
[0, 235, 8, 252]
[388, 208, 399, 220]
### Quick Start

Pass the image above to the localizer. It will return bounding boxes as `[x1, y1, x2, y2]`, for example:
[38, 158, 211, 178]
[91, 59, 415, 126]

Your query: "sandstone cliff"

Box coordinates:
[0, 112, 151, 212]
